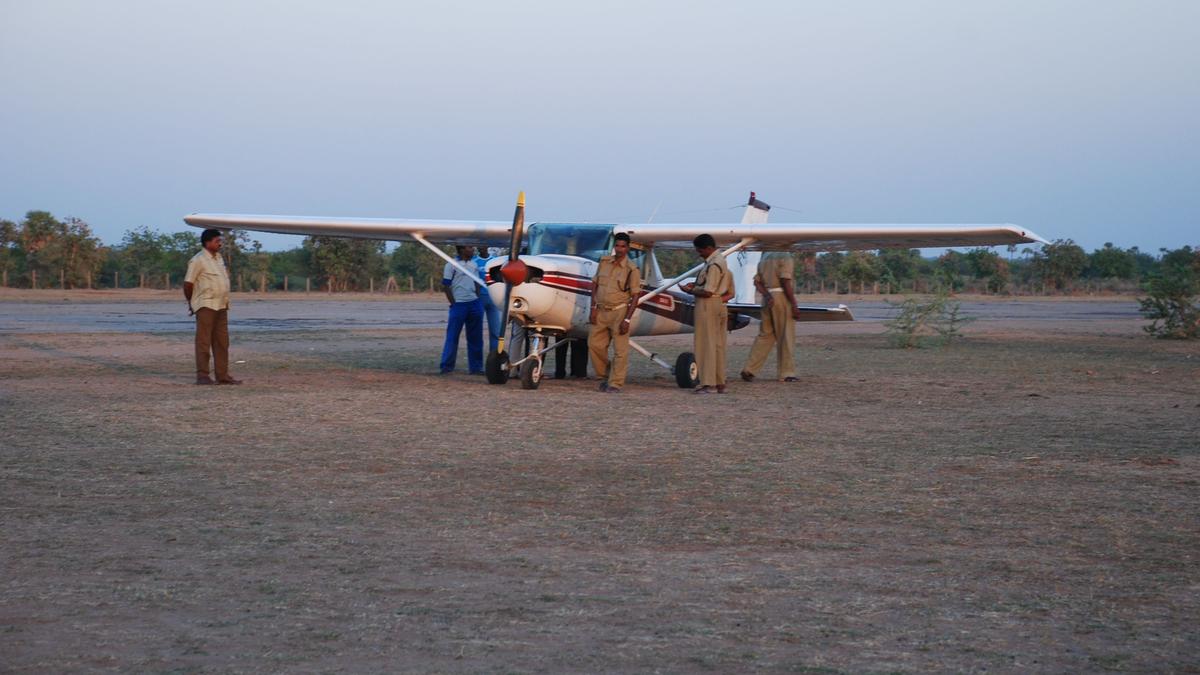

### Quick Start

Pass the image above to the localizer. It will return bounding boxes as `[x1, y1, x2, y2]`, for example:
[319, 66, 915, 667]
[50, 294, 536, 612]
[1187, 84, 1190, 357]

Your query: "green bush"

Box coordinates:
[1138, 275, 1199, 339]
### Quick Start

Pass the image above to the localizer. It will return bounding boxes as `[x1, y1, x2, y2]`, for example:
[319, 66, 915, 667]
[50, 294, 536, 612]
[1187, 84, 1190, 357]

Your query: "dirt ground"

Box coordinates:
[2, 291, 1197, 672]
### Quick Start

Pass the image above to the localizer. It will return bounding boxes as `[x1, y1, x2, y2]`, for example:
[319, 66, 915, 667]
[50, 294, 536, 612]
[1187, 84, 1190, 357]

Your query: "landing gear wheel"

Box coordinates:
[675, 352, 699, 388]
[486, 351, 510, 384]
[520, 357, 542, 390]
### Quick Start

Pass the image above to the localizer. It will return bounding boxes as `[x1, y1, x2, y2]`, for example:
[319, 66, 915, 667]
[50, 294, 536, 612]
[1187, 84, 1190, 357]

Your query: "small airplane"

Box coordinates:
[185, 193, 1046, 390]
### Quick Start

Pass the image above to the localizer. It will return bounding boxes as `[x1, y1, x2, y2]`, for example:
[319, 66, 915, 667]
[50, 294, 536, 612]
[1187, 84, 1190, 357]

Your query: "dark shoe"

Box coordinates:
[716, 385, 727, 394]
[195, 376, 215, 385]
[439, 369, 453, 375]
[606, 386, 621, 394]
[783, 376, 799, 382]
[598, 382, 609, 392]
[740, 370, 755, 382]
[693, 386, 713, 395]
[216, 378, 243, 385]
[469, 371, 485, 376]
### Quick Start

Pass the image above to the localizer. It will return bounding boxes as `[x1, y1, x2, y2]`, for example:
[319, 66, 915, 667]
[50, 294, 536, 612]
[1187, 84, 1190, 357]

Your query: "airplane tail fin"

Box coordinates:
[727, 192, 770, 303]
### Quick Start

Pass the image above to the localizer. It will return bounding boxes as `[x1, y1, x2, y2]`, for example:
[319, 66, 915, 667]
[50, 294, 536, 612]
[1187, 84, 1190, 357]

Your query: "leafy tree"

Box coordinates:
[41, 217, 104, 288]
[119, 226, 168, 287]
[1136, 246, 1198, 339]
[1031, 239, 1088, 290]
[838, 251, 881, 288]
[0, 219, 17, 285]
[304, 236, 387, 291]
[19, 211, 61, 287]
[935, 251, 967, 291]
[877, 248, 923, 286]
[1088, 242, 1136, 280]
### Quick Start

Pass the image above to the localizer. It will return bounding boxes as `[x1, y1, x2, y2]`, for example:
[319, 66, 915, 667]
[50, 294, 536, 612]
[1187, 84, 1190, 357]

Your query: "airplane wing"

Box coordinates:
[183, 213, 515, 246]
[621, 223, 1047, 252]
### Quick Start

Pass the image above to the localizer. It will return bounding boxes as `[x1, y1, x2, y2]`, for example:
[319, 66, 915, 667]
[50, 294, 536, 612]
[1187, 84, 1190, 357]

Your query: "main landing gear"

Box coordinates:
[487, 332, 699, 391]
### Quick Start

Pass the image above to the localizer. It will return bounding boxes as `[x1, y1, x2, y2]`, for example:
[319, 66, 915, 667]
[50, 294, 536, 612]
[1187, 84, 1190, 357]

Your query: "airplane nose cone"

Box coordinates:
[500, 259, 528, 286]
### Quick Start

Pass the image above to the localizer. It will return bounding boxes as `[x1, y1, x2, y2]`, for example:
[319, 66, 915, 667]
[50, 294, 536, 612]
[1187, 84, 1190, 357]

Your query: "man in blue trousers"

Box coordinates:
[473, 247, 501, 353]
[440, 245, 484, 375]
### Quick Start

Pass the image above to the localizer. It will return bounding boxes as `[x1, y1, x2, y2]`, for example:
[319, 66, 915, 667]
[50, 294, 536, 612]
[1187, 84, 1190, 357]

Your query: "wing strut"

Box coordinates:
[410, 233, 487, 289]
[635, 237, 757, 309]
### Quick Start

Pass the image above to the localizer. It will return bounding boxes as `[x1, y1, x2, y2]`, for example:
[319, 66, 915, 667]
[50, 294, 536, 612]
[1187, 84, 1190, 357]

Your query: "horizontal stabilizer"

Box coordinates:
[728, 303, 854, 322]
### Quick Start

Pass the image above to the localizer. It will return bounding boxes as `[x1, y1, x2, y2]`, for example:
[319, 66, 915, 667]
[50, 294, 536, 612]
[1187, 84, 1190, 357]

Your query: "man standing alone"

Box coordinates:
[740, 251, 802, 382]
[440, 245, 484, 375]
[588, 233, 641, 393]
[682, 234, 733, 394]
[184, 229, 242, 385]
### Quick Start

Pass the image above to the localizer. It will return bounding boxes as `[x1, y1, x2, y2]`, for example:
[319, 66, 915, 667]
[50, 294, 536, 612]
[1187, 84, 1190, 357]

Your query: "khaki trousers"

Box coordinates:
[694, 296, 727, 386]
[588, 307, 631, 387]
[742, 292, 796, 380]
[195, 308, 230, 380]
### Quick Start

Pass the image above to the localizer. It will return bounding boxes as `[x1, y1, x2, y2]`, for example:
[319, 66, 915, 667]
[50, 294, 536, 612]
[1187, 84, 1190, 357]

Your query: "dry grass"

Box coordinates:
[1, 295, 1197, 672]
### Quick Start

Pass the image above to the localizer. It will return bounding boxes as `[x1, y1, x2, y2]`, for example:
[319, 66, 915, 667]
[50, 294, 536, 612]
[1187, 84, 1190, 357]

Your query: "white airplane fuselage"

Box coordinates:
[485, 254, 696, 339]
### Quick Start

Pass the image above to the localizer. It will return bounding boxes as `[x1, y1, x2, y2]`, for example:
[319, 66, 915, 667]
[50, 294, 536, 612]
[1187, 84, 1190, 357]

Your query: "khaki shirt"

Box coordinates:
[184, 249, 231, 313]
[755, 252, 795, 290]
[697, 251, 733, 299]
[592, 255, 642, 308]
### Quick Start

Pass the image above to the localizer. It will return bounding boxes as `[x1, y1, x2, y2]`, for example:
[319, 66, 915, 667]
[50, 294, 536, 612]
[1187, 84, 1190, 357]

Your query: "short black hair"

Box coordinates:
[200, 229, 222, 245]
[693, 234, 716, 249]
[614, 232, 631, 244]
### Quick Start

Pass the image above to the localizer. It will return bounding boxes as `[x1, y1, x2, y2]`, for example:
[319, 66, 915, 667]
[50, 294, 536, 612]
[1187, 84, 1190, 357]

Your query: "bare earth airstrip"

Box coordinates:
[2, 290, 1197, 672]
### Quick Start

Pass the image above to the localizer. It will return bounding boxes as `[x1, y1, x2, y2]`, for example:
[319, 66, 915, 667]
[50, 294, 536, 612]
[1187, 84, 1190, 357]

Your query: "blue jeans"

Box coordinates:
[481, 293, 502, 353]
[440, 299, 484, 373]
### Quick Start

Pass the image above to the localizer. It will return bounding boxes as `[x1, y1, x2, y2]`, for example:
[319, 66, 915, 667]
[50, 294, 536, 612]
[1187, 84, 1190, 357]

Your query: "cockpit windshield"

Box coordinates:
[526, 223, 614, 262]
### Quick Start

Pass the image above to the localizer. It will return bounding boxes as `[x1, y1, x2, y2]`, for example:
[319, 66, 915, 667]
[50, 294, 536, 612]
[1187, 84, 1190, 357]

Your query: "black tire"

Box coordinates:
[675, 352, 699, 388]
[519, 357, 542, 390]
[486, 351, 509, 384]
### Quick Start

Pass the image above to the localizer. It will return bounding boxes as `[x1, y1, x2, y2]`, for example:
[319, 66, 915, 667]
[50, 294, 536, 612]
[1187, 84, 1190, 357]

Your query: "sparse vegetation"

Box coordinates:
[883, 292, 974, 348]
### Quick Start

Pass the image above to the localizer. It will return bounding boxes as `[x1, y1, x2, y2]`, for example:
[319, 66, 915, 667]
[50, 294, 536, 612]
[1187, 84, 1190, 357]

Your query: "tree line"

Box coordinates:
[1, 210, 1196, 297]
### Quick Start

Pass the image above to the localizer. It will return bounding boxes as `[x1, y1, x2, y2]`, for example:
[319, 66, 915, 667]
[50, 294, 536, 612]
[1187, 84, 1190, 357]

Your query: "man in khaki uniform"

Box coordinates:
[588, 232, 642, 393]
[183, 229, 241, 385]
[740, 251, 803, 382]
[682, 234, 734, 394]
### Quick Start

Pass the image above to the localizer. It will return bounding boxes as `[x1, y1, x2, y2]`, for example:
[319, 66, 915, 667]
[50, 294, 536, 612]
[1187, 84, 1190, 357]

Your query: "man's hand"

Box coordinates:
[720, 292, 733, 303]
[618, 318, 630, 335]
[681, 282, 695, 294]
[791, 306, 803, 321]
[763, 293, 774, 308]
[589, 307, 598, 325]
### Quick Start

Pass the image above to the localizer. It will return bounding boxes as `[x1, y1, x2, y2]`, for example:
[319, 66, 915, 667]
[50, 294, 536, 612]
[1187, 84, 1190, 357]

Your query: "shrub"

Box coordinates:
[884, 292, 974, 348]
[1139, 275, 1199, 339]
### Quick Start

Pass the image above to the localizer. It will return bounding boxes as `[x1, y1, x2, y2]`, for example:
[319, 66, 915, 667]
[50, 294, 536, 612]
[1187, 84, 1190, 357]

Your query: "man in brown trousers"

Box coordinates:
[183, 229, 242, 385]
[740, 251, 802, 382]
[682, 234, 734, 394]
[588, 232, 642, 393]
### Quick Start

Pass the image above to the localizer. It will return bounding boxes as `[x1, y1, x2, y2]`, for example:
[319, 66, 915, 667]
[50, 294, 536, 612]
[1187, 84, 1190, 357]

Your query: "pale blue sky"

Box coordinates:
[2, 0, 1197, 252]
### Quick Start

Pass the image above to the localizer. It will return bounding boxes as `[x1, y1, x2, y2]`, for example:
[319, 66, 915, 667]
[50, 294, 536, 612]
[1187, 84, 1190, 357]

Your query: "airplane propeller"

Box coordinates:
[485, 191, 526, 383]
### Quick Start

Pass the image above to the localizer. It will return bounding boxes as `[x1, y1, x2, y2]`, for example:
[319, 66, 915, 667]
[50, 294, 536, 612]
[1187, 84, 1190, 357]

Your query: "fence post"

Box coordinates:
[409, 276, 414, 292]
[283, 275, 288, 292]
[306, 277, 311, 293]
[260, 273, 267, 293]
[369, 277, 374, 293]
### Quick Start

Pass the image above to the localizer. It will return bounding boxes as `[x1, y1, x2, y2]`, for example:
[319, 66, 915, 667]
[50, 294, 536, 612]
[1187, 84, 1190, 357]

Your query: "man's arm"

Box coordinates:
[588, 262, 602, 325]
[183, 281, 194, 315]
[782, 278, 803, 320]
[619, 269, 641, 335]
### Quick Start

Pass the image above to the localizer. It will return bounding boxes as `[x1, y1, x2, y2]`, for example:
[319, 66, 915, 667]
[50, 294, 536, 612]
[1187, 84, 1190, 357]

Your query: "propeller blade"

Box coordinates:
[495, 191, 525, 356]
[509, 191, 524, 261]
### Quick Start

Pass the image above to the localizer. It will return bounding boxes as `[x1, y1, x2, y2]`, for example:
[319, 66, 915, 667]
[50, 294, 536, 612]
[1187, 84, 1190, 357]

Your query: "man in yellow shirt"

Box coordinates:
[682, 234, 734, 394]
[740, 251, 802, 382]
[183, 229, 241, 385]
[588, 233, 642, 393]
